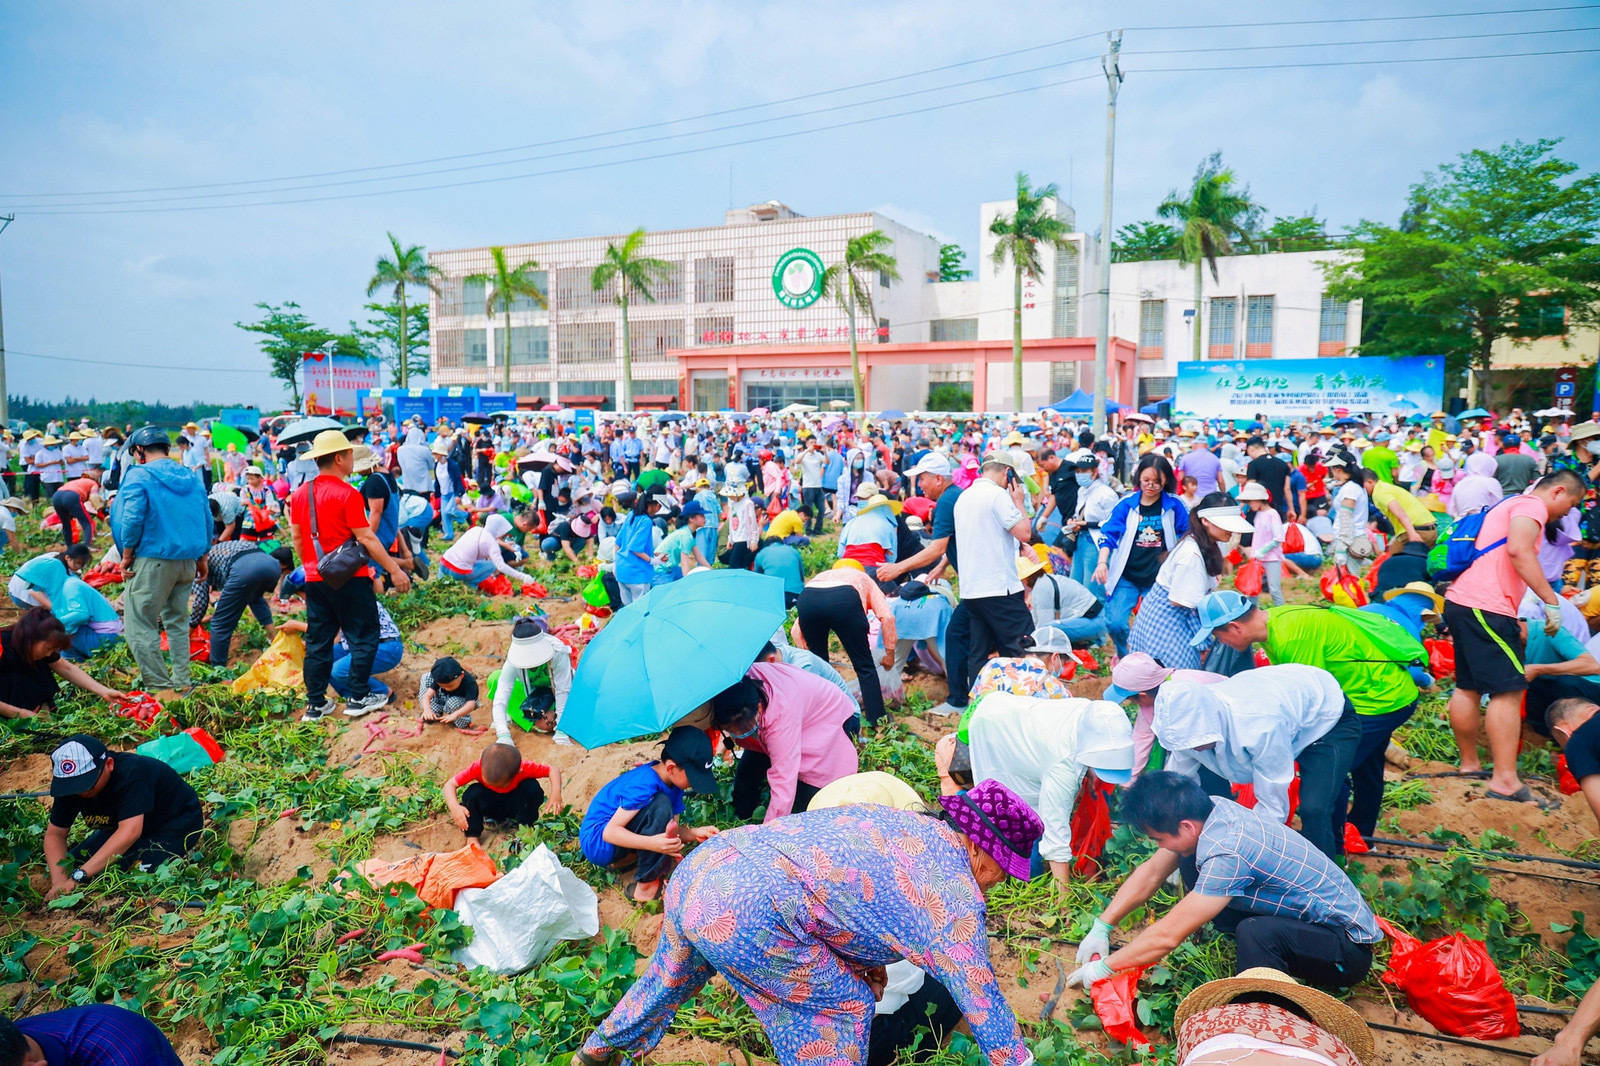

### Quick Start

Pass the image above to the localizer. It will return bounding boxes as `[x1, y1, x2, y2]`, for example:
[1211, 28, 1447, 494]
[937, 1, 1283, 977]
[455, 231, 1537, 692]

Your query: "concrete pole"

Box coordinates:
[0, 215, 12, 428]
[1091, 32, 1122, 438]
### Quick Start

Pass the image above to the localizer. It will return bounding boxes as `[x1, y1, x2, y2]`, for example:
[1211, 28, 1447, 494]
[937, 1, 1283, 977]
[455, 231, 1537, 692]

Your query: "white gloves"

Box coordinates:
[1075, 918, 1113, 965]
[1064, 959, 1113, 989]
[1544, 600, 1563, 637]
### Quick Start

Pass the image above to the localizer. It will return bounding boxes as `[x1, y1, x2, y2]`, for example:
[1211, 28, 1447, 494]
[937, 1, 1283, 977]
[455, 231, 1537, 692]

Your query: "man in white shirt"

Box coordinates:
[952, 452, 1035, 687]
[796, 438, 829, 536]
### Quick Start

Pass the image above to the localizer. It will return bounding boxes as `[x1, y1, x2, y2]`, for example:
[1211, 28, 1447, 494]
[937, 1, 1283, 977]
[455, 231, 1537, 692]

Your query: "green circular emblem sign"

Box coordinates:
[772, 247, 825, 309]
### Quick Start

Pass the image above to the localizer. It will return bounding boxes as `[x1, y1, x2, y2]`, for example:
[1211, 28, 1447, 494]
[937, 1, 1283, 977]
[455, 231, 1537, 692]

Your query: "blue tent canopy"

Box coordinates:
[1043, 389, 1128, 415]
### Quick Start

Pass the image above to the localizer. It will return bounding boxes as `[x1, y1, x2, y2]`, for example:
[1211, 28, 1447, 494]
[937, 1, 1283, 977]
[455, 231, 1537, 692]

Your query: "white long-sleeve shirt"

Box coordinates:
[966, 693, 1095, 863]
[490, 633, 574, 744]
[1155, 665, 1344, 825]
[441, 525, 533, 584]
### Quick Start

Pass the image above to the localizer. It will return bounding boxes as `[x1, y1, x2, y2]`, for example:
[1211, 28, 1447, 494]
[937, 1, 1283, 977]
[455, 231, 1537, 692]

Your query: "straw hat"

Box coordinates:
[856, 494, 899, 517]
[1383, 580, 1445, 619]
[1570, 420, 1600, 444]
[1175, 967, 1373, 1064]
[430, 438, 451, 455]
[1015, 554, 1047, 583]
[22, 429, 40, 440]
[86, 493, 107, 512]
[0, 498, 30, 513]
[351, 445, 379, 473]
[40, 436, 61, 447]
[303, 429, 355, 461]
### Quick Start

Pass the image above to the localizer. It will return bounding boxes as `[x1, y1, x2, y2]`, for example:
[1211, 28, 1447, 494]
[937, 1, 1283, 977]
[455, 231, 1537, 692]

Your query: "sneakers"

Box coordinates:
[301, 697, 337, 722]
[342, 691, 393, 718]
[927, 701, 965, 717]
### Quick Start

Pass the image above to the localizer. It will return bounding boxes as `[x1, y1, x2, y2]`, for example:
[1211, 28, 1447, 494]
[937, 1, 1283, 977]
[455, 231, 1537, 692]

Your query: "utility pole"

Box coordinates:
[1091, 31, 1122, 439]
[0, 214, 13, 429]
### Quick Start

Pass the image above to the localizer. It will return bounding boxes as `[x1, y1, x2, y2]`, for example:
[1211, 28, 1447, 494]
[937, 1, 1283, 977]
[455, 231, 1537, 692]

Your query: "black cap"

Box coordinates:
[50, 734, 109, 797]
[661, 726, 718, 794]
[432, 656, 464, 683]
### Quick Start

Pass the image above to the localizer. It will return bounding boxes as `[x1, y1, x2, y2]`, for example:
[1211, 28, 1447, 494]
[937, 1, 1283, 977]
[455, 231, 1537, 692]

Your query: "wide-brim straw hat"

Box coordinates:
[304, 429, 355, 461]
[1383, 580, 1444, 618]
[1175, 967, 1373, 1064]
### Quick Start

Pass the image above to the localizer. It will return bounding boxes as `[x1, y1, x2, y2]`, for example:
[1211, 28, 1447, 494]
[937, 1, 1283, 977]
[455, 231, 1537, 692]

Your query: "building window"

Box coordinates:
[464, 328, 488, 368]
[1139, 376, 1176, 407]
[695, 257, 735, 303]
[877, 317, 890, 343]
[692, 376, 727, 411]
[509, 273, 548, 312]
[462, 278, 486, 315]
[550, 267, 613, 311]
[1053, 242, 1080, 337]
[436, 278, 464, 317]
[1139, 299, 1165, 359]
[651, 261, 684, 303]
[558, 379, 617, 410]
[433, 327, 464, 369]
[1049, 360, 1078, 400]
[694, 315, 734, 345]
[631, 378, 679, 399]
[629, 318, 686, 360]
[1246, 295, 1274, 357]
[556, 322, 614, 365]
[1317, 295, 1347, 355]
[878, 268, 893, 290]
[1208, 297, 1236, 357]
[930, 318, 978, 342]
[509, 325, 548, 365]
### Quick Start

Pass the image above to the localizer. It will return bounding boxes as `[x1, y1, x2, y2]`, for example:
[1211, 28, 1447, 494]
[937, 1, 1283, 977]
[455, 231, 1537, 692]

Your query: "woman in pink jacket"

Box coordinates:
[713, 660, 860, 822]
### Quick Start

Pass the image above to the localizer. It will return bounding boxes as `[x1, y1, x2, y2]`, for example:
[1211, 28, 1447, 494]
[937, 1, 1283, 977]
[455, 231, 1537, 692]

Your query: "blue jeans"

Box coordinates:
[1104, 579, 1150, 657]
[1049, 615, 1109, 645]
[331, 638, 405, 697]
[439, 495, 466, 538]
[1071, 535, 1106, 601]
[446, 560, 499, 586]
[1286, 552, 1322, 571]
[66, 628, 122, 661]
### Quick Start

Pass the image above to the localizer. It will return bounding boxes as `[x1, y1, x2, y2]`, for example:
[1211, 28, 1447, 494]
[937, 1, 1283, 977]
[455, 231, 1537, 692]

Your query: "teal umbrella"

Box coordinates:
[560, 570, 787, 749]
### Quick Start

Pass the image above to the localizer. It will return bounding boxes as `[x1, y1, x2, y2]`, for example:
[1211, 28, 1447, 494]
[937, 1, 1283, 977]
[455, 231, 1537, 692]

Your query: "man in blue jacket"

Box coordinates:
[110, 426, 213, 694]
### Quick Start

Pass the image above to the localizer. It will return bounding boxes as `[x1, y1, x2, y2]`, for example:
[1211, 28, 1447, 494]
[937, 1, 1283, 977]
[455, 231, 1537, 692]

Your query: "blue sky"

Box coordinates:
[3, 1, 1597, 407]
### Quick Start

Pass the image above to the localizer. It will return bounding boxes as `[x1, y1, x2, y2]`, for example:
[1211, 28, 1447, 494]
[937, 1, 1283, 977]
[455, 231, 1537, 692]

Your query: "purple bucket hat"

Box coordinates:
[937, 779, 1044, 880]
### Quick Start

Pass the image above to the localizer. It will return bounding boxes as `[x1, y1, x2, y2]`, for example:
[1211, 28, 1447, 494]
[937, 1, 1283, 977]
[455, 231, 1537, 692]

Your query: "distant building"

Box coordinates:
[428, 199, 1362, 411]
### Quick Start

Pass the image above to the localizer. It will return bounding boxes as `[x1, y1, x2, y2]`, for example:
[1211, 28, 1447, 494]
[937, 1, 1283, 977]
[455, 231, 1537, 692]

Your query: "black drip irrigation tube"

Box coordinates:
[0, 791, 51, 800]
[330, 1034, 460, 1058]
[1366, 1021, 1535, 1058]
[1363, 850, 1600, 887]
[1365, 836, 1600, 873]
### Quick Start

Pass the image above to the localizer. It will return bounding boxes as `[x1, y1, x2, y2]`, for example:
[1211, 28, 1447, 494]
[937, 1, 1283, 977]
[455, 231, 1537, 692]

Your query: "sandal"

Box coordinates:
[1484, 785, 1555, 810]
[624, 879, 661, 903]
[572, 1051, 615, 1066]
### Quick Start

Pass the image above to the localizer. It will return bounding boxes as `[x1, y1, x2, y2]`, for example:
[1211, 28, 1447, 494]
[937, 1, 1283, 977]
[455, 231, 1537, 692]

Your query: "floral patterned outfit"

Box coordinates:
[581, 805, 1030, 1066]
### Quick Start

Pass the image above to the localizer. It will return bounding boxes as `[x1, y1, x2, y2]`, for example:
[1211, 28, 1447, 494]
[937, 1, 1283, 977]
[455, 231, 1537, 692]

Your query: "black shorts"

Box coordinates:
[1443, 600, 1526, 696]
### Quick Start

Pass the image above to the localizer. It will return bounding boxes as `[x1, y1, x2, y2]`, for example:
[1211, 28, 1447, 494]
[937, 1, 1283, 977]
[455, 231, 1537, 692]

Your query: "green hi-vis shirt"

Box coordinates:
[1264, 607, 1419, 716]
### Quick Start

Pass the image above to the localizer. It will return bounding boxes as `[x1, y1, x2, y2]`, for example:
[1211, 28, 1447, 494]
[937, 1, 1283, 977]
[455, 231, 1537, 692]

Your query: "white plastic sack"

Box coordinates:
[451, 844, 599, 974]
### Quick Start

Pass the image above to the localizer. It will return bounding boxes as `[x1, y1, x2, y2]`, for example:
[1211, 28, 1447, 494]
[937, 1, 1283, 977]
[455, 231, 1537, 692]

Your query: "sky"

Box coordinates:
[2, 1, 1598, 407]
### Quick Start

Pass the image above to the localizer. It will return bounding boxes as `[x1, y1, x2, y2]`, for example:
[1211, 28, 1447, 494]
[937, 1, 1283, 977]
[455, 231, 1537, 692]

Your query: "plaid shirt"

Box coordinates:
[190, 541, 274, 628]
[1194, 798, 1381, 944]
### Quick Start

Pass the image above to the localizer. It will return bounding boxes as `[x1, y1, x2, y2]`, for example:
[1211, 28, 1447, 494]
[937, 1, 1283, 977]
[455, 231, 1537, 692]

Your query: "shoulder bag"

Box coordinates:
[307, 481, 371, 590]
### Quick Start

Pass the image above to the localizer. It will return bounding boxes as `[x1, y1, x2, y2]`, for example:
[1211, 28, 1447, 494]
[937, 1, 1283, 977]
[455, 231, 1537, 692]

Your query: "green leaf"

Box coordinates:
[46, 892, 83, 909]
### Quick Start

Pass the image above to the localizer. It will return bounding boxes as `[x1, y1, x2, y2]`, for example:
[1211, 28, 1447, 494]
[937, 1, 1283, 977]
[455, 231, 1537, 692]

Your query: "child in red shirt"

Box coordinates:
[442, 743, 563, 843]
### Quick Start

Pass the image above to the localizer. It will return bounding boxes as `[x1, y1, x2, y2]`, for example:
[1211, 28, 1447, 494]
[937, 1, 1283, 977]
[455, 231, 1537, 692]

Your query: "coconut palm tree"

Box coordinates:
[467, 247, 547, 394]
[590, 228, 672, 412]
[820, 229, 899, 411]
[365, 233, 441, 389]
[989, 172, 1073, 411]
[1157, 153, 1263, 361]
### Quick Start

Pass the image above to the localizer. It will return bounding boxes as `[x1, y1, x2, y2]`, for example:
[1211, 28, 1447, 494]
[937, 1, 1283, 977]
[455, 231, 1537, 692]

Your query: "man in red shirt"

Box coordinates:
[291, 431, 410, 721]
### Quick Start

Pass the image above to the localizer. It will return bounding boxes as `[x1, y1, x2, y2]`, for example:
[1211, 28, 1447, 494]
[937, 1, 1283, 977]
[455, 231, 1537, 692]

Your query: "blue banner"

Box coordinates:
[1174, 356, 1444, 421]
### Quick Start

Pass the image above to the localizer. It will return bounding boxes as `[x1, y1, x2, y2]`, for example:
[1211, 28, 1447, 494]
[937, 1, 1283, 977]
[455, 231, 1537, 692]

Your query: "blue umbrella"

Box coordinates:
[655, 411, 687, 423]
[561, 570, 787, 749]
[1332, 417, 1366, 428]
[1459, 407, 1492, 419]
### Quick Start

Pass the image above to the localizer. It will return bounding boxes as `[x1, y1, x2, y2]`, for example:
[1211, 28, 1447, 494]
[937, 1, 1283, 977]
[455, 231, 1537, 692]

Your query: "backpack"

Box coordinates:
[1431, 498, 1512, 581]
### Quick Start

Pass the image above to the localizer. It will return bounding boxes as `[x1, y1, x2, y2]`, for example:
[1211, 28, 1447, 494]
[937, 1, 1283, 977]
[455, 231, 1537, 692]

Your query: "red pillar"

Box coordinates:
[972, 350, 989, 412]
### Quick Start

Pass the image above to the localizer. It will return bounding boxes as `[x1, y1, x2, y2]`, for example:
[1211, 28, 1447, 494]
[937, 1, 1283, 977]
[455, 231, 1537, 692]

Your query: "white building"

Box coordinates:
[428, 198, 1361, 411]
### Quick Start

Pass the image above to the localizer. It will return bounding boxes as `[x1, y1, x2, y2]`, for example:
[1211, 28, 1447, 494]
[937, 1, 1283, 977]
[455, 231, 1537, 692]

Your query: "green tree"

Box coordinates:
[989, 172, 1072, 410]
[938, 243, 973, 281]
[1324, 139, 1600, 406]
[1158, 153, 1263, 361]
[466, 247, 547, 394]
[1258, 214, 1327, 250]
[356, 300, 431, 385]
[365, 233, 441, 390]
[821, 230, 900, 411]
[234, 301, 333, 408]
[590, 227, 672, 412]
[1112, 220, 1179, 262]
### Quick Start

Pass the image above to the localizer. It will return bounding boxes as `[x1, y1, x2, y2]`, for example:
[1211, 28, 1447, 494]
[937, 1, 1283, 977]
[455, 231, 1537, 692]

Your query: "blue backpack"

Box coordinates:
[1430, 498, 1512, 581]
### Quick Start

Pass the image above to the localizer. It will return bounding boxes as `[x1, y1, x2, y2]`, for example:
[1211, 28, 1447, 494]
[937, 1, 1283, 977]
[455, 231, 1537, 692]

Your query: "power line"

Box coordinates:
[1129, 44, 1600, 74]
[1131, 22, 1600, 55]
[1126, 4, 1596, 31]
[1, 51, 1106, 209]
[0, 31, 1107, 201]
[3, 348, 273, 373]
[7, 72, 1107, 217]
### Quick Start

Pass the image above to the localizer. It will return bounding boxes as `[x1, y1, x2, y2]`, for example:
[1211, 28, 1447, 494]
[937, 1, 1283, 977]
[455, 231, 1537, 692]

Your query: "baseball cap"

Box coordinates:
[50, 734, 109, 797]
[906, 452, 953, 478]
[1075, 701, 1135, 785]
[980, 451, 1019, 471]
[1072, 451, 1098, 468]
[1102, 651, 1175, 704]
[680, 499, 706, 519]
[661, 726, 718, 794]
[431, 656, 465, 683]
[1028, 626, 1074, 656]
[1191, 590, 1255, 647]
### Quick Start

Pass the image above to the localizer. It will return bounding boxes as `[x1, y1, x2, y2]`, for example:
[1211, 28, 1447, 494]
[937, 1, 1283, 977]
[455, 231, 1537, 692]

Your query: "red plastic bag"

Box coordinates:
[1090, 965, 1150, 1046]
[114, 690, 165, 725]
[1424, 638, 1455, 680]
[520, 582, 548, 598]
[1072, 649, 1099, 673]
[1282, 524, 1305, 554]
[1375, 918, 1519, 1040]
[159, 628, 211, 663]
[575, 564, 598, 579]
[1557, 754, 1582, 796]
[1343, 822, 1370, 854]
[1068, 776, 1114, 877]
[1231, 772, 1300, 826]
[84, 561, 125, 589]
[477, 574, 513, 596]
[1252, 648, 1272, 668]
[1320, 564, 1369, 608]
[1234, 560, 1265, 597]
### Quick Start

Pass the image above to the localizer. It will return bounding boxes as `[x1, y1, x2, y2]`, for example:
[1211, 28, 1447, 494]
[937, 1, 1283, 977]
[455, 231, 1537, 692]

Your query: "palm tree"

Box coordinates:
[1157, 153, 1263, 361]
[467, 246, 547, 394]
[590, 228, 672, 412]
[365, 233, 441, 389]
[989, 172, 1073, 410]
[820, 230, 900, 411]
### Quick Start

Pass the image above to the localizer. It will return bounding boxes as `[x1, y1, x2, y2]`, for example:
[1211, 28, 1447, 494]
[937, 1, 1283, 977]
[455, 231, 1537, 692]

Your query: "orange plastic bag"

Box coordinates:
[355, 841, 500, 910]
[1320, 565, 1369, 608]
[1090, 964, 1150, 1046]
[1234, 560, 1265, 597]
[1375, 918, 1519, 1040]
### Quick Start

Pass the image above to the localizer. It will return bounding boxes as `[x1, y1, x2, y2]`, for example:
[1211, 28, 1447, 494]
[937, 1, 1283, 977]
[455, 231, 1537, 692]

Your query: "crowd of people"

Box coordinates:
[7, 401, 1600, 1066]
